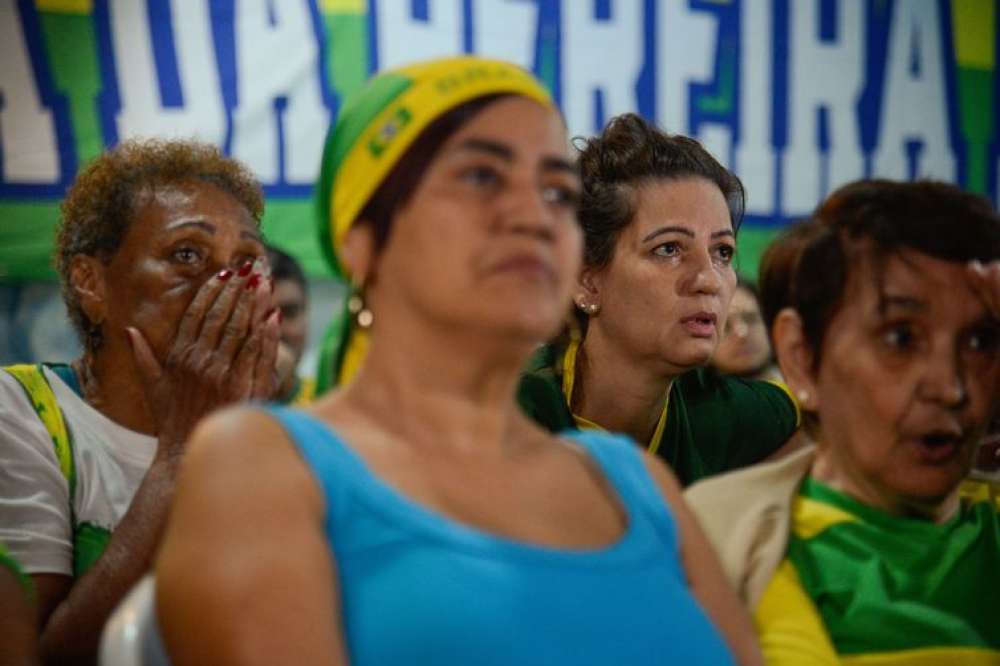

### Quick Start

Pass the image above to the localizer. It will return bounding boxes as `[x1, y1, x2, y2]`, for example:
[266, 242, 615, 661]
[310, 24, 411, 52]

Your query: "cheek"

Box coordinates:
[116, 269, 200, 353]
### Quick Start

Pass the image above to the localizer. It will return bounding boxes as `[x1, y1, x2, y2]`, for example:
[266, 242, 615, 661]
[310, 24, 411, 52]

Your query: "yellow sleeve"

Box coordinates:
[754, 559, 840, 665]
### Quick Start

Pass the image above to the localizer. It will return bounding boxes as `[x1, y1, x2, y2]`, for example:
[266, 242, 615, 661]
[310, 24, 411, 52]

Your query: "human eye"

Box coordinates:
[882, 323, 916, 351]
[541, 182, 581, 209]
[461, 164, 501, 189]
[967, 324, 1000, 355]
[171, 245, 203, 266]
[652, 241, 681, 258]
[713, 242, 736, 265]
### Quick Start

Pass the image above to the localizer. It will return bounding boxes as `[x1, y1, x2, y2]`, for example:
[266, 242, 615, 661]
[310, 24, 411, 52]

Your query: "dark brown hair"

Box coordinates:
[788, 179, 1000, 367]
[57, 138, 263, 352]
[575, 113, 744, 272]
[758, 220, 824, 336]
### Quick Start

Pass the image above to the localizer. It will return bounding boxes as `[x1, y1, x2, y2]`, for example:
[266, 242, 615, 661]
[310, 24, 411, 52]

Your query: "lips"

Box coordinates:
[907, 429, 966, 465]
[487, 253, 557, 283]
[680, 311, 718, 338]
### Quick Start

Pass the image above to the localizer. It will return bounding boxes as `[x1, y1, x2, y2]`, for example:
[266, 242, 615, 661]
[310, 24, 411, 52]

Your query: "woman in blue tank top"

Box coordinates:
[155, 56, 761, 665]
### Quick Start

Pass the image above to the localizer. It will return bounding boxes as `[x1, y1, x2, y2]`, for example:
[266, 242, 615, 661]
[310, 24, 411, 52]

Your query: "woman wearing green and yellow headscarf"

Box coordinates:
[155, 56, 760, 665]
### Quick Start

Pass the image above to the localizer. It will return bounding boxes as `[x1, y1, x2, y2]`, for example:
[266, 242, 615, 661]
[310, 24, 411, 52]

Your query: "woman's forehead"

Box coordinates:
[848, 249, 984, 319]
[440, 97, 569, 159]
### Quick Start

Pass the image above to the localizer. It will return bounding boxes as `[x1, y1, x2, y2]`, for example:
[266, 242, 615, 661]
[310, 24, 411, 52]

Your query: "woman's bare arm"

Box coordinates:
[156, 408, 346, 665]
[640, 452, 763, 666]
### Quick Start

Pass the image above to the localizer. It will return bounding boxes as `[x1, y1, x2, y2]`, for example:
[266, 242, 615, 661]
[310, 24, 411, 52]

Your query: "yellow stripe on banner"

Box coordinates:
[791, 494, 859, 540]
[842, 646, 1000, 665]
[321, 0, 367, 14]
[952, 0, 995, 69]
[35, 0, 92, 14]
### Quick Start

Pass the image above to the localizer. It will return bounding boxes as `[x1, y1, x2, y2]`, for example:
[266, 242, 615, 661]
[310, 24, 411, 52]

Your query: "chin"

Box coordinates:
[894, 467, 968, 504]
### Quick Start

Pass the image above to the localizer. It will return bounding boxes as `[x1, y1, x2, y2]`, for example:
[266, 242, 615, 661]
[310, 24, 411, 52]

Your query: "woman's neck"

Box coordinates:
[74, 348, 156, 436]
[339, 325, 537, 457]
[810, 446, 961, 524]
[573, 330, 675, 447]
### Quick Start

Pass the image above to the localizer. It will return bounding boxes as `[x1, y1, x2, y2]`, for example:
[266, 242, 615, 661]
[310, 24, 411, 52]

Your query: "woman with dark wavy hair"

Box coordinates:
[518, 113, 799, 486]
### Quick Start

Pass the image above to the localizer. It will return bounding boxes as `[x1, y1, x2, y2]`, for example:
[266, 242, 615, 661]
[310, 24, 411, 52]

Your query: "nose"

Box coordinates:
[918, 351, 968, 409]
[681, 249, 722, 296]
[496, 178, 557, 242]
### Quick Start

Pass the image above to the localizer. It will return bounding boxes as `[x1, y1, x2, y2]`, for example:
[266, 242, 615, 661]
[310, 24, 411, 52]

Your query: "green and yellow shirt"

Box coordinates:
[756, 477, 1000, 665]
[517, 341, 799, 486]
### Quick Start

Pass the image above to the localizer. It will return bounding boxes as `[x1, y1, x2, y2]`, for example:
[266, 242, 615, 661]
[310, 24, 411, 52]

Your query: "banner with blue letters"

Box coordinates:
[1, 0, 996, 281]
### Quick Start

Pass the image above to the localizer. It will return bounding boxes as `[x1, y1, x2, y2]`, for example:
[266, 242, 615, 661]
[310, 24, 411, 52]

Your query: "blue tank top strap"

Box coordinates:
[563, 429, 680, 546]
[265, 405, 359, 524]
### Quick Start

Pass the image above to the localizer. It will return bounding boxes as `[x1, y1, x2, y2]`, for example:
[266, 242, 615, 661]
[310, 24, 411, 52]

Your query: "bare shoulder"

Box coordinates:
[180, 406, 321, 513]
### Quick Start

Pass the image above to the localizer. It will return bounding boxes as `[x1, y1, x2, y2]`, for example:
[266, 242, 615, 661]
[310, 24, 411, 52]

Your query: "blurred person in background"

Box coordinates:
[517, 114, 799, 486]
[267, 245, 315, 405]
[687, 179, 1000, 662]
[712, 279, 780, 382]
[0, 139, 279, 663]
[156, 56, 761, 665]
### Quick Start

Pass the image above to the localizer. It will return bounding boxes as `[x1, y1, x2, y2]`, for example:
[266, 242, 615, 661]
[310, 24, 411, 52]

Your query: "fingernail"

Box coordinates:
[238, 260, 254, 277]
[217, 268, 234, 281]
[246, 274, 261, 291]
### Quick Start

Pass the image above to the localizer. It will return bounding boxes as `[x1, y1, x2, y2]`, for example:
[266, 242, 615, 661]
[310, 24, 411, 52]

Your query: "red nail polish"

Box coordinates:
[217, 268, 234, 281]
[245, 274, 261, 291]
[238, 261, 254, 277]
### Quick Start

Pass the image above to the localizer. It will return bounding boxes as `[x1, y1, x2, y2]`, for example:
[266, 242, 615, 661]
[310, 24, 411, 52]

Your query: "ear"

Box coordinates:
[341, 223, 377, 287]
[69, 255, 108, 328]
[574, 265, 602, 310]
[772, 307, 819, 412]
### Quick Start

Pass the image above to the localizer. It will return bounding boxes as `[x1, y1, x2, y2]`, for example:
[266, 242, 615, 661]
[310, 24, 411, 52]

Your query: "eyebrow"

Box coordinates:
[165, 219, 263, 244]
[455, 138, 577, 176]
[642, 226, 735, 243]
[877, 293, 927, 314]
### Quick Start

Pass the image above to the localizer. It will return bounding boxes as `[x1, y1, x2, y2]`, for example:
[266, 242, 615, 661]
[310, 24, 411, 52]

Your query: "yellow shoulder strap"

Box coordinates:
[3, 364, 76, 499]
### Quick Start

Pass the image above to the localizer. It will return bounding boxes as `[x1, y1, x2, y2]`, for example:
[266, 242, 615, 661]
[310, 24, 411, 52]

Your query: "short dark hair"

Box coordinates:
[357, 94, 508, 257]
[575, 113, 744, 272]
[758, 220, 824, 336]
[789, 179, 1000, 367]
[57, 139, 264, 352]
[266, 245, 307, 293]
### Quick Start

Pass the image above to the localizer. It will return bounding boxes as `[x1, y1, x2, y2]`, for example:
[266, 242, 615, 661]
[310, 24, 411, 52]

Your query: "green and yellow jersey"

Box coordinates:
[756, 477, 1000, 665]
[517, 341, 800, 486]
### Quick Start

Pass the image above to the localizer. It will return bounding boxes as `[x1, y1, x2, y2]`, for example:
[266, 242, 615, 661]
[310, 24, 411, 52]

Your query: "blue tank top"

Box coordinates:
[269, 407, 734, 665]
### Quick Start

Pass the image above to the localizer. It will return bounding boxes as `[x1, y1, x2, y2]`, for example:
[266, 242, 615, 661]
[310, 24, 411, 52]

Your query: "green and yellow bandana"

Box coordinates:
[313, 56, 554, 395]
[316, 55, 554, 278]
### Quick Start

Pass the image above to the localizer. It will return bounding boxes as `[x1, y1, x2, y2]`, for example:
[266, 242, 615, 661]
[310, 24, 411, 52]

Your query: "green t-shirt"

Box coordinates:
[779, 478, 1000, 660]
[517, 343, 799, 486]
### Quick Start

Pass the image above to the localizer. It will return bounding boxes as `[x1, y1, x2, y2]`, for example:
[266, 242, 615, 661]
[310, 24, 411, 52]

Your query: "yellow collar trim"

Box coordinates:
[561, 338, 669, 455]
